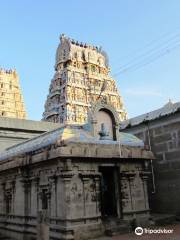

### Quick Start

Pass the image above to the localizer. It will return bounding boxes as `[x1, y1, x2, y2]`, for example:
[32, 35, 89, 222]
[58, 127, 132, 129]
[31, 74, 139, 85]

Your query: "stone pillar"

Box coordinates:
[80, 173, 101, 218]
[0, 183, 5, 214]
[94, 176, 101, 215]
[37, 210, 49, 240]
[141, 175, 150, 210]
[56, 175, 65, 219]
[49, 176, 57, 217]
[120, 172, 136, 215]
[31, 177, 38, 216]
[56, 171, 74, 220]
[62, 173, 75, 220]
[24, 179, 31, 217]
[129, 176, 135, 211]
[114, 168, 121, 218]
[81, 176, 89, 217]
[121, 169, 150, 224]
[14, 175, 26, 216]
[11, 180, 15, 214]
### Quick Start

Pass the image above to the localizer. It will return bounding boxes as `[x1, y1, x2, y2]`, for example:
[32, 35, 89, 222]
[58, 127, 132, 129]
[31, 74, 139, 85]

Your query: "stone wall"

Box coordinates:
[0, 141, 151, 240]
[0, 117, 60, 151]
[121, 112, 180, 214]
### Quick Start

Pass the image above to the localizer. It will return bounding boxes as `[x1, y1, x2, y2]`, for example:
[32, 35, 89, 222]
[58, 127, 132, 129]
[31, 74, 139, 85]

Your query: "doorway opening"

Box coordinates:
[99, 166, 118, 217]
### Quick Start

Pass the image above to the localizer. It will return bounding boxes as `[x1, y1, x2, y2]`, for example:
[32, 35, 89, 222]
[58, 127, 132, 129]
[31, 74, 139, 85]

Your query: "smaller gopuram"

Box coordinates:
[0, 68, 27, 119]
[43, 34, 127, 124]
[0, 99, 154, 240]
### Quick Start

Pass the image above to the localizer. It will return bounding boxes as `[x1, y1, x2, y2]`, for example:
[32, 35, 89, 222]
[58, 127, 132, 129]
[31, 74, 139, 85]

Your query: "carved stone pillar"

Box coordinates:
[35, 177, 40, 213]
[94, 176, 101, 215]
[23, 179, 31, 217]
[79, 175, 89, 217]
[79, 173, 101, 218]
[37, 210, 49, 240]
[14, 175, 26, 216]
[31, 177, 39, 216]
[49, 176, 57, 218]
[56, 171, 74, 220]
[120, 172, 136, 214]
[140, 174, 150, 210]
[128, 176, 135, 211]
[11, 180, 15, 214]
[0, 183, 5, 215]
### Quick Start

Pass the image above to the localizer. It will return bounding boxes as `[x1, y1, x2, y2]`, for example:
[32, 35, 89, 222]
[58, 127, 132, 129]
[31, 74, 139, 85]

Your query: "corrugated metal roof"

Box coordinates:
[120, 100, 180, 129]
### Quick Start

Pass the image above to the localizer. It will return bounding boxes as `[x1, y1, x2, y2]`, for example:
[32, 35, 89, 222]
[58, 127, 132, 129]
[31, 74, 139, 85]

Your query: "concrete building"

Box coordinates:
[120, 100, 180, 215]
[43, 34, 127, 124]
[0, 69, 27, 119]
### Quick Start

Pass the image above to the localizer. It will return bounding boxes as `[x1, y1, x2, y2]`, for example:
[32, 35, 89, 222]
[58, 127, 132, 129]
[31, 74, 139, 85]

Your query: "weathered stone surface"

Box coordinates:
[153, 143, 168, 152]
[121, 104, 180, 215]
[0, 69, 26, 119]
[42, 34, 127, 124]
[37, 211, 49, 240]
[0, 117, 60, 151]
[0, 36, 153, 240]
[153, 133, 171, 144]
[165, 150, 180, 160]
[0, 109, 152, 240]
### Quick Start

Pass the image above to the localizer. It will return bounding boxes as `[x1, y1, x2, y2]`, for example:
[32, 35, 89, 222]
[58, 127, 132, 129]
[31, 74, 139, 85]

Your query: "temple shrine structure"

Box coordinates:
[43, 34, 127, 124]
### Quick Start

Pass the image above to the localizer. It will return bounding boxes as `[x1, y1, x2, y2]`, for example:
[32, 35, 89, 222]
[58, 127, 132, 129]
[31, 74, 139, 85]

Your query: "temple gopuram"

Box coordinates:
[43, 34, 127, 124]
[0, 69, 27, 119]
[0, 35, 154, 240]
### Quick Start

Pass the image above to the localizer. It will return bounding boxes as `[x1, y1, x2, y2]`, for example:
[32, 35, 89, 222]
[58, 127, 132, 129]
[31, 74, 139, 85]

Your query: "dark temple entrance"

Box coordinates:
[99, 166, 118, 217]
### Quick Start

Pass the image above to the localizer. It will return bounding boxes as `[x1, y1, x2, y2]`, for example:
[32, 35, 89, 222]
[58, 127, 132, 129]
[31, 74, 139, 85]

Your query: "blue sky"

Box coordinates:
[0, 0, 180, 120]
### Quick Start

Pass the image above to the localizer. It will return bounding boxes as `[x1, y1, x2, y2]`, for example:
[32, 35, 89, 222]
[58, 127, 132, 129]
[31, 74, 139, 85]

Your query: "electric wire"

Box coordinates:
[111, 28, 180, 69]
[113, 36, 180, 76]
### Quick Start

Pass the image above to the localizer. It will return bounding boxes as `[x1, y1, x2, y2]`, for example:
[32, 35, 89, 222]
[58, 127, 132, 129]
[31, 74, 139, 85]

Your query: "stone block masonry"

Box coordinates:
[120, 101, 180, 214]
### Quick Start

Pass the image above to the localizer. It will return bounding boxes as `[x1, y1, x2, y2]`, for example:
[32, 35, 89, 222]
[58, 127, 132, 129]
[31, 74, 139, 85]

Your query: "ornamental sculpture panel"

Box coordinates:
[43, 34, 127, 124]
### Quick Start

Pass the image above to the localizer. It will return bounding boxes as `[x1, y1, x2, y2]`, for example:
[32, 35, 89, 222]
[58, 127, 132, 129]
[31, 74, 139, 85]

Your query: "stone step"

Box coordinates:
[0, 237, 12, 240]
[105, 224, 131, 236]
[151, 214, 176, 226]
[0, 233, 13, 240]
[103, 218, 131, 237]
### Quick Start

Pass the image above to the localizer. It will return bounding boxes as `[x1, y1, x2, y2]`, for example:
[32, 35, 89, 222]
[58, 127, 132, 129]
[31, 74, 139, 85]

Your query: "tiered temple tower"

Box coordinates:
[43, 34, 127, 124]
[0, 69, 27, 119]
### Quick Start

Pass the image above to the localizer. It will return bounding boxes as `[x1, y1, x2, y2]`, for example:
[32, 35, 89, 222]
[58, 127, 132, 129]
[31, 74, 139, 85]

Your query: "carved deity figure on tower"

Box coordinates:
[42, 34, 127, 124]
[0, 69, 27, 119]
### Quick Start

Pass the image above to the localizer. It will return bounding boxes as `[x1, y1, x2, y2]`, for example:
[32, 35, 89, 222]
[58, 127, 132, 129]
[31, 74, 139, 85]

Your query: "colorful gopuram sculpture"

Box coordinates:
[0, 68, 27, 119]
[43, 34, 127, 124]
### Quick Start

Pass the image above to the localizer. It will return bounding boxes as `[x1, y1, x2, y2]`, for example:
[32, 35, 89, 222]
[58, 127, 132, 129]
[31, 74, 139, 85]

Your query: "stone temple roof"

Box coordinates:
[120, 100, 180, 130]
[0, 117, 60, 132]
[0, 124, 144, 161]
[60, 33, 101, 51]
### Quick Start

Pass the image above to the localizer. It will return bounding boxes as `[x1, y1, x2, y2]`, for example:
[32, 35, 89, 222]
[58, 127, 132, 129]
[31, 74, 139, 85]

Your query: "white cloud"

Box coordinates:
[124, 89, 163, 97]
